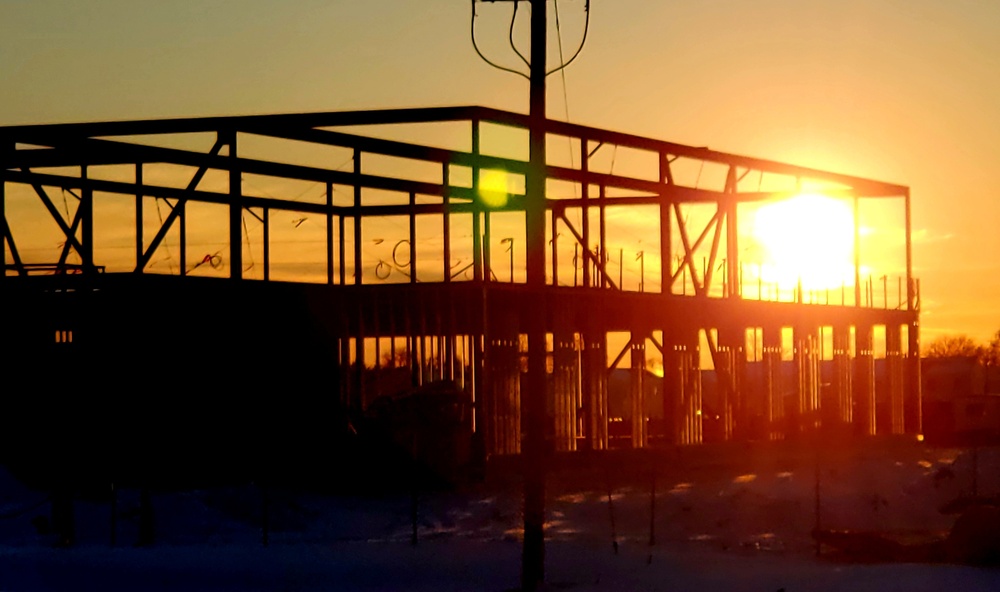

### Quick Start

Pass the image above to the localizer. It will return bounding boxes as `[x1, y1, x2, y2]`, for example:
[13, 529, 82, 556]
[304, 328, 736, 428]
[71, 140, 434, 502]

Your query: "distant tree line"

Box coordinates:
[924, 329, 1000, 367]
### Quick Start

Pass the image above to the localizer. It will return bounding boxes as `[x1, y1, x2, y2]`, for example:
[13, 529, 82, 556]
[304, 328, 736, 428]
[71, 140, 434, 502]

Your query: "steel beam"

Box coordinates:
[3, 106, 907, 196]
[23, 176, 87, 260]
[136, 138, 225, 272]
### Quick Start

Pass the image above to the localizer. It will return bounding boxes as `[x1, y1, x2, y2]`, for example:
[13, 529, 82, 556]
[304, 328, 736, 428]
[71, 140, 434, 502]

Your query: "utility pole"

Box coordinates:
[522, 2, 548, 589]
[471, 2, 590, 588]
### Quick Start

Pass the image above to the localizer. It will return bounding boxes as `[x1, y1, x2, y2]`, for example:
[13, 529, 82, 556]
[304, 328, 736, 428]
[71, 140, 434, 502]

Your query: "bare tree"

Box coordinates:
[923, 334, 983, 359]
[982, 330, 1000, 367]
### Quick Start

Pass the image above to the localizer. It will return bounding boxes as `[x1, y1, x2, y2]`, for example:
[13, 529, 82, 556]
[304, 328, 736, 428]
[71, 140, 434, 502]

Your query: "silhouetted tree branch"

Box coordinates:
[924, 334, 984, 359]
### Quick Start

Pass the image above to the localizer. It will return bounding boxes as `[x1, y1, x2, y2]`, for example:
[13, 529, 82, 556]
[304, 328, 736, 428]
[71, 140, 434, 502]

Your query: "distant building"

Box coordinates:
[607, 368, 663, 447]
[922, 356, 1000, 444]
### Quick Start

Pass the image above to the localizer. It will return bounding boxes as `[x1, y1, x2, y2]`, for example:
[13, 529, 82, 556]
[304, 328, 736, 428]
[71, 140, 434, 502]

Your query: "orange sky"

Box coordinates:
[2, 0, 998, 343]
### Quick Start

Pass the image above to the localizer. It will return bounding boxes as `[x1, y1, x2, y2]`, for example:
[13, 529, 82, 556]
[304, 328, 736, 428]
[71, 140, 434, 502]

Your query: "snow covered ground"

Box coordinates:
[1, 440, 999, 591]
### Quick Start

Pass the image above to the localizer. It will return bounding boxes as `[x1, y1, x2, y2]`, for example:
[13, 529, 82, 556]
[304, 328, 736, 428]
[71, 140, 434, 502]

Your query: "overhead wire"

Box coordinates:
[554, 0, 579, 202]
[471, 0, 590, 79]
[470, 0, 593, 283]
[509, 1, 530, 68]
[545, 0, 590, 76]
[471, 0, 530, 80]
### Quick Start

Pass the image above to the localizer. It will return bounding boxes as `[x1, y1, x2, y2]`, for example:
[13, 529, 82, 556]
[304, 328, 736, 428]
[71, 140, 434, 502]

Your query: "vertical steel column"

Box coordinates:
[904, 188, 922, 435]
[445, 294, 456, 382]
[353, 149, 362, 286]
[486, 310, 521, 455]
[663, 329, 682, 445]
[0, 153, 6, 284]
[794, 326, 820, 434]
[338, 214, 346, 286]
[179, 181, 187, 276]
[886, 324, 905, 435]
[744, 327, 765, 440]
[417, 296, 427, 385]
[135, 163, 143, 271]
[581, 322, 608, 450]
[80, 165, 94, 272]
[406, 295, 419, 388]
[808, 330, 821, 428]
[581, 138, 590, 288]
[263, 209, 270, 282]
[713, 330, 733, 442]
[353, 298, 365, 414]
[326, 182, 334, 285]
[339, 317, 351, 411]
[226, 131, 242, 279]
[472, 264, 487, 469]
[725, 179, 739, 299]
[684, 329, 703, 445]
[372, 292, 381, 410]
[552, 209, 560, 286]
[853, 324, 876, 436]
[853, 196, 861, 307]
[906, 318, 922, 435]
[660, 152, 672, 295]
[443, 163, 451, 283]
[763, 326, 783, 440]
[721, 326, 745, 440]
[409, 192, 417, 284]
[553, 312, 577, 451]
[484, 213, 492, 281]
[484, 305, 496, 452]
[472, 119, 483, 282]
[599, 185, 607, 288]
[831, 325, 853, 425]
[790, 325, 805, 439]
[630, 332, 647, 448]
[673, 328, 696, 445]
[905, 189, 914, 312]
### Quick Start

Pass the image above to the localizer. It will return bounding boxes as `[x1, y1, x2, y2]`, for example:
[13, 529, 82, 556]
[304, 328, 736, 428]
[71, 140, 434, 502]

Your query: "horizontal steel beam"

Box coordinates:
[0, 169, 515, 217]
[8, 141, 886, 211]
[2, 105, 909, 197]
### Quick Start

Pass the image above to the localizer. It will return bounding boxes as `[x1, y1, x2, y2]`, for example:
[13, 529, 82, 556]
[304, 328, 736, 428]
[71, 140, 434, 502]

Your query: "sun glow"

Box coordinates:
[478, 169, 512, 209]
[750, 193, 855, 291]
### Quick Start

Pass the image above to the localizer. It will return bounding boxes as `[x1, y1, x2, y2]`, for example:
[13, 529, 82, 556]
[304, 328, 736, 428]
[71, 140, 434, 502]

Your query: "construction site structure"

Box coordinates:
[0, 106, 920, 479]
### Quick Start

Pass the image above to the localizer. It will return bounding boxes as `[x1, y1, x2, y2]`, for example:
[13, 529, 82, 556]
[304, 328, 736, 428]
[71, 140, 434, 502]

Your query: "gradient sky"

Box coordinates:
[2, 0, 998, 343]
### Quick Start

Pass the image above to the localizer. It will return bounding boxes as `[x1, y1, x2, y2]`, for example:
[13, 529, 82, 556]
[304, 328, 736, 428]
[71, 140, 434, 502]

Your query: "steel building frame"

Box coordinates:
[1, 106, 921, 457]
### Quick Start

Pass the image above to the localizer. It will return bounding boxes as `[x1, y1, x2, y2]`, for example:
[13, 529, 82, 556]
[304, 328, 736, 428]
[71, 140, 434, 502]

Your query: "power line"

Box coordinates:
[545, 0, 590, 77]
[470, 0, 590, 80]
[509, 1, 530, 67]
[471, 0, 530, 80]
[554, 0, 578, 201]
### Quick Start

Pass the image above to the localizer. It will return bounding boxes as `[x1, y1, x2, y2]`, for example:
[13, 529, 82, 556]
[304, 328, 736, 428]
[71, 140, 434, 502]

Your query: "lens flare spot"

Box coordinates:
[478, 169, 511, 209]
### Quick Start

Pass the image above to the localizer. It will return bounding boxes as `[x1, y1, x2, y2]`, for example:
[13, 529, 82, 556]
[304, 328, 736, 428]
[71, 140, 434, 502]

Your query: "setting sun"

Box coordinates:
[750, 193, 855, 291]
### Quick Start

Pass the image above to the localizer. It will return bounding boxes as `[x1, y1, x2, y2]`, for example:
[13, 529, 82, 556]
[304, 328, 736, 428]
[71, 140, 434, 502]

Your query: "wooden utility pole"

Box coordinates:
[522, 1, 548, 589]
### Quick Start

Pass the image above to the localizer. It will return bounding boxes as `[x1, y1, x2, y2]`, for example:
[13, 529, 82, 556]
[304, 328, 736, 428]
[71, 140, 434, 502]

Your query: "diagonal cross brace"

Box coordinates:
[607, 336, 633, 374]
[557, 211, 619, 290]
[702, 329, 738, 423]
[2, 218, 26, 275]
[24, 172, 87, 259]
[702, 208, 726, 295]
[135, 138, 226, 272]
[56, 190, 84, 271]
[671, 203, 712, 296]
